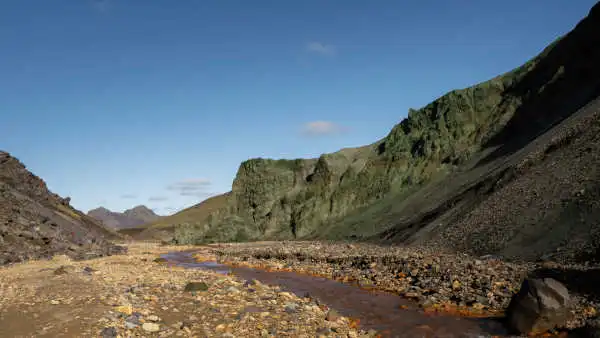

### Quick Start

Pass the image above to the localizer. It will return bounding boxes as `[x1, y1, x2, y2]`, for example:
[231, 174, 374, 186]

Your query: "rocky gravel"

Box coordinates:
[210, 241, 600, 332]
[0, 242, 364, 337]
[2, 240, 598, 336]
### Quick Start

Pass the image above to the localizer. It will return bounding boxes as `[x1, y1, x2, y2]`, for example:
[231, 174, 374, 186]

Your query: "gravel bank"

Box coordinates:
[0, 242, 362, 337]
[210, 241, 600, 332]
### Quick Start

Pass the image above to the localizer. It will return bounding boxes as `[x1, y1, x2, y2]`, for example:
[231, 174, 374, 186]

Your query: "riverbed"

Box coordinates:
[162, 250, 512, 338]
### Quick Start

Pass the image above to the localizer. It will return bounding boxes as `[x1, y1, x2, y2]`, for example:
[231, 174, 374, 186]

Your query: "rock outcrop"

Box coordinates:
[0, 151, 125, 265]
[172, 1, 600, 264]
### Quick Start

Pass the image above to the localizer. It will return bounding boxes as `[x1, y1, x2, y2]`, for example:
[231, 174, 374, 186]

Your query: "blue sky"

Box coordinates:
[1, 0, 596, 215]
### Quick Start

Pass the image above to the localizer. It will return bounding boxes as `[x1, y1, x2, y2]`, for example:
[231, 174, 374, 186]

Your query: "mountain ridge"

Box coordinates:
[160, 2, 600, 264]
[119, 193, 230, 242]
[88, 205, 160, 229]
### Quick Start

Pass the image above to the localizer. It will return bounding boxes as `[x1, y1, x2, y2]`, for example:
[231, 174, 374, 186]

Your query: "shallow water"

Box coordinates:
[161, 251, 512, 338]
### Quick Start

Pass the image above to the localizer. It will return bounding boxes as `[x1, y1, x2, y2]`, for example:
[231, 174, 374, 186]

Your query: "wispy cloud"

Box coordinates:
[120, 194, 137, 199]
[148, 196, 169, 202]
[180, 191, 215, 198]
[301, 120, 347, 136]
[306, 42, 336, 56]
[167, 178, 212, 198]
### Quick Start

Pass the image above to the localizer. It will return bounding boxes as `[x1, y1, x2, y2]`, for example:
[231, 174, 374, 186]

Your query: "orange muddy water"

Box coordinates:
[162, 251, 512, 338]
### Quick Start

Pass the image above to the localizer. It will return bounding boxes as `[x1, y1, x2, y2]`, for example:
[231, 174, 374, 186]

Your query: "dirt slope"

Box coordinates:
[0, 151, 125, 265]
[119, 193, 229, 241]
[377, 95, 600, 263]
[362, 3, 600, 263]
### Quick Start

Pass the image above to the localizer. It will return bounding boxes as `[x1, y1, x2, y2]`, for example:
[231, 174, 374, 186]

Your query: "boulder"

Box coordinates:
[184, 281, 209, 292]
[506, 277, 571, 334]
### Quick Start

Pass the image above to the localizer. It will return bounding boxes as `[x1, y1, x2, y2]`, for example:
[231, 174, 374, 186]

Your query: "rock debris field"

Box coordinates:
[211, 241, 600, 336]
[1, 240, 599, 337]
[0, 242, 363, 337]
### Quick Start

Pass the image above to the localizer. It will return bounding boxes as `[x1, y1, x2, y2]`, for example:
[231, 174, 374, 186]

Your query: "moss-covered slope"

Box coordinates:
[174, 2, 600, 246]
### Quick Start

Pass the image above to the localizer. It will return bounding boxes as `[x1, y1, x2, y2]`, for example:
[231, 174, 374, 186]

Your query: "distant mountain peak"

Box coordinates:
[89, 206, 111, 213]
[126, 205, 154, 213]
[88, 205, 160, 229]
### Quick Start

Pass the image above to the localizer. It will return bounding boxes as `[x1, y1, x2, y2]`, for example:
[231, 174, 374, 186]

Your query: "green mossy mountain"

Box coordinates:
[173, 2, 600, 254]
[176, 67, 528, 244]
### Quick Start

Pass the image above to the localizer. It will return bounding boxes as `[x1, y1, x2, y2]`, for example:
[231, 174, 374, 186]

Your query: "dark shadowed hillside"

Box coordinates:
[169, 2, 600, 263]
[0, 151, 125, 265]
[327, 1, 600, 263]
[88, 205, 160, 229]
[374, 96, 600, 262]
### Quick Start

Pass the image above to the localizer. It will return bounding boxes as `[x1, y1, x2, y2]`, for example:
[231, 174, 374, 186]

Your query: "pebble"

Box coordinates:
[226, 286, 240, 294]
[325, 309, 340, 321]
[82, 266, 97, 274]
[147, 314, 160, 322]
[115, 305, 132, 315]
[142, 322, 160, 332]
[184, 281, 209, 292]
[100, 326, 118, 338]
[125, 321, 138, 329]
[284, 302, 299, 313]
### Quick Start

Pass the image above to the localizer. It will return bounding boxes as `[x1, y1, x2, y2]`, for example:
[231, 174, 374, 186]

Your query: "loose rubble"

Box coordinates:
[2, 240, 598, 337]
[0, 242, 362, 337]
[209, 241, 600, 333]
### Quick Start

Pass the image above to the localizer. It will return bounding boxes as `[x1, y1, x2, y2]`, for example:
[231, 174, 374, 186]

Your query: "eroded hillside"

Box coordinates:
[0, 151, 125, 265]
[172, 2, 600, 261]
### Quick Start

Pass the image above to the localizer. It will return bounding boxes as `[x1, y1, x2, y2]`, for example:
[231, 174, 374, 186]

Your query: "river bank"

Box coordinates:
[1, 240, 598, 337]
[208, 241, 600, 333]
[0, 242, 360, 337]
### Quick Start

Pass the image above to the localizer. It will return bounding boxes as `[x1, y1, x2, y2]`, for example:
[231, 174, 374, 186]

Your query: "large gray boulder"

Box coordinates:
[506, 277, 571, 334]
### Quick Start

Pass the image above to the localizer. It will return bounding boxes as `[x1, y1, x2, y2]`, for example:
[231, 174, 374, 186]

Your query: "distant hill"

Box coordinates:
[88, 205, 161, 229]
[0, 151, 125, 265]
[168, 2, 600, 263]
[118, 193, 229, 241]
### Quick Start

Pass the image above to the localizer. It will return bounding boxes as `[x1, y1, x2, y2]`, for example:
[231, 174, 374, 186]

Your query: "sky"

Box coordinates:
[1, 0, 596, 215]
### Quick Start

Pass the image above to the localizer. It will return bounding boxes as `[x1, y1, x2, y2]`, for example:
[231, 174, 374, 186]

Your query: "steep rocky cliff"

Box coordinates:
[176, 71, 519, 243]
[174, 2, 600, 256]
[0, 151, 125, 265]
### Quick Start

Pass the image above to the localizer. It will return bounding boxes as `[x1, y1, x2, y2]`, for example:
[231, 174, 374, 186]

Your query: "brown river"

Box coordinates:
[161, 251, 515, 338]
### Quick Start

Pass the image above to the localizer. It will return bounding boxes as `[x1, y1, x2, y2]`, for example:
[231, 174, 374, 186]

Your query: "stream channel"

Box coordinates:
[161, 251, 513, 338]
